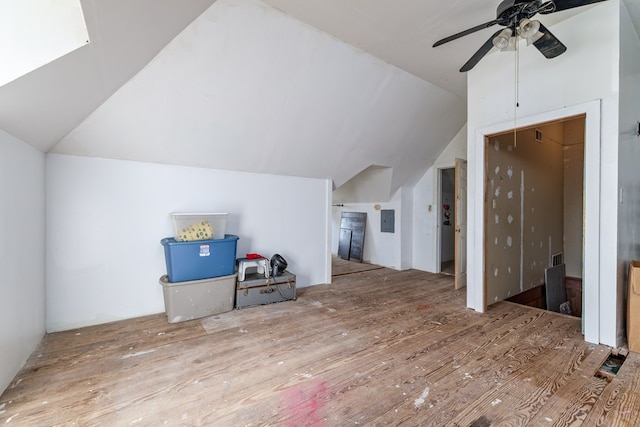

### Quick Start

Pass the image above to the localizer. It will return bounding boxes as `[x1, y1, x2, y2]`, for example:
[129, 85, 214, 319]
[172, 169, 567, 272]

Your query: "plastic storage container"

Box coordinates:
[170, 212, 228, 241]
[159, 273, 237, 323]
[161, 234, 239, 282]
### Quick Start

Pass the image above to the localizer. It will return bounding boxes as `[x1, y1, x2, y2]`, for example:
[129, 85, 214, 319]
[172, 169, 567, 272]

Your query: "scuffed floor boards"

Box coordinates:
[1, 266, 639, 426]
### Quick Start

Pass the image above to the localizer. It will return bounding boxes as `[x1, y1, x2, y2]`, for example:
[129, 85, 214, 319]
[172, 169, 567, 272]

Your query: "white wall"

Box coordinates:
[413, 125, 467, 273]
[618, 2, 640, 345]
[467, 1, 620, 346]
[400, 187, 414, 270]
[0, 130, 45, 395]
[46, 154, 330, 332]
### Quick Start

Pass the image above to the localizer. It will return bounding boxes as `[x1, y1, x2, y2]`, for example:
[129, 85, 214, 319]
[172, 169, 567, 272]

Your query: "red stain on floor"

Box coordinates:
[417, 303, 433, 310]
[282, 379, 328, 426]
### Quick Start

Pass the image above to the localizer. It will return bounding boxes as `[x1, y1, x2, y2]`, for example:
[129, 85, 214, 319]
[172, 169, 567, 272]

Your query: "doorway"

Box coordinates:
[469, 100, 602, 344]
[440, 168, 455, 275]
[483, 116, 585, 319]
[437, 159, 467, 288]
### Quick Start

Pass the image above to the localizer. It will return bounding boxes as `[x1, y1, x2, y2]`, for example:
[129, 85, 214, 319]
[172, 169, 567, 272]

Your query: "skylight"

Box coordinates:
[0, 0, 89, 87]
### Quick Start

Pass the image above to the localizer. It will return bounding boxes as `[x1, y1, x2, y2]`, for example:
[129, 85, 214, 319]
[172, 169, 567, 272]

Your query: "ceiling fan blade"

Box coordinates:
[433, 19, 501, 47]
[460, 29, 503, 72]
[533, 23, 567, 58]
[540, 0, 609, 14]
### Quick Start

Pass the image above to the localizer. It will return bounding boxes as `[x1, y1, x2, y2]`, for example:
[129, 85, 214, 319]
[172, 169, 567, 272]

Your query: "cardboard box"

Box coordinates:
[628, 260, 640, 352]
[160, 273, 237, 323]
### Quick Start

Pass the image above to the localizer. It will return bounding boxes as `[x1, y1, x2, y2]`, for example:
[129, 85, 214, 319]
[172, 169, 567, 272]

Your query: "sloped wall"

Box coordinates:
[52, 0, 465, 194]
[333, 166, 393, 203]
[0, 130, 45, 394]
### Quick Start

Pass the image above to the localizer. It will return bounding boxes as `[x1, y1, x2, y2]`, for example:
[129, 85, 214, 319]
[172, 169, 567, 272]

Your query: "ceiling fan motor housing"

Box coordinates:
[497, 0, 550, 27]
[433, 0, 608, 71]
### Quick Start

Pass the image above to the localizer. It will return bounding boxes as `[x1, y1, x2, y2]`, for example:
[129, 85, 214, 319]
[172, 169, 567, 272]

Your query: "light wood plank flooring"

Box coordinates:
[331, 255, 383, 276]
[2, 266, 639, 426]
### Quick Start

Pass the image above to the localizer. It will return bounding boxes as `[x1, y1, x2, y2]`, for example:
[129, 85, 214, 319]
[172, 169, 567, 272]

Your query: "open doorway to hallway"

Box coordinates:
[484, 115, 585, 319]
[440, 168, 455, 275]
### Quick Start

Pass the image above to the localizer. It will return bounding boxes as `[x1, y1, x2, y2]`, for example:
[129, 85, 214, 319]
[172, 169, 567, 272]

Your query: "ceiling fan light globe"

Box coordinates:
[519, 18, 541, 39]
[493, 36, 509, 49]
[492, 28, 512, 49]
[502, 36, 518, 51]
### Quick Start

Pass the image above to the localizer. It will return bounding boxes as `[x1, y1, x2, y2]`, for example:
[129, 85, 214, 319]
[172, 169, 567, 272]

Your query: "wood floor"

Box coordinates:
[2, 263, 640, 426]
[330, 256, 383, 276]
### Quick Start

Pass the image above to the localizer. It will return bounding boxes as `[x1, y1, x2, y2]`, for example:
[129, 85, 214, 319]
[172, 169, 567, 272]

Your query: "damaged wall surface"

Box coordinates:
[485, 124, 564, 304]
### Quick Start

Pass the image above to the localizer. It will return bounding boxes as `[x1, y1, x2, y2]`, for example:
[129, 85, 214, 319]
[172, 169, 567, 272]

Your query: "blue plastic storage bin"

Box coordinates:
[161, 234, 239, 282]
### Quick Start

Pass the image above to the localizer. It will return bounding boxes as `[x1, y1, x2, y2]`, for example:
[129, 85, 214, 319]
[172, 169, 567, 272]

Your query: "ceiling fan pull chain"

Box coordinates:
[514, 36, 519, 148]
[515, 35, 520, 109]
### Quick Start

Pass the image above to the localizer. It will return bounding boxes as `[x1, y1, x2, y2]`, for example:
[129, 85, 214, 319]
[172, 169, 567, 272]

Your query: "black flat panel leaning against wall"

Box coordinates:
[338, 212, 367, 262]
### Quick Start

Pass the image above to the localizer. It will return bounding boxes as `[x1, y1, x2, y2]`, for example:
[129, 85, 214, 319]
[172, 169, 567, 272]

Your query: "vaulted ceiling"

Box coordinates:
[1, 0, 634, 193]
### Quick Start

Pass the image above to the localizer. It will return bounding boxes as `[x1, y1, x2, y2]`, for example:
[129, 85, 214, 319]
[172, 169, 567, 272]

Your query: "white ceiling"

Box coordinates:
[260, 0, 635, 98]
[0, 0, 635, 152]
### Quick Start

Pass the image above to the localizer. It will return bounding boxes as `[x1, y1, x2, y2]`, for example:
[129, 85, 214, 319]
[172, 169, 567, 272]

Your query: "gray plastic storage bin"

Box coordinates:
[159, 273, 237, 323]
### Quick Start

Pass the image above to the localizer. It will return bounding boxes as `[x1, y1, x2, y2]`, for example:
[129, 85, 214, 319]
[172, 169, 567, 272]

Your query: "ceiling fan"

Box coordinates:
[433, 0, 609, 72]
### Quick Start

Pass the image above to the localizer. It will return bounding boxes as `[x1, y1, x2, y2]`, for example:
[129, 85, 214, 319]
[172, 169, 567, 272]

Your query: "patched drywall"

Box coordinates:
[485, 124, 564, 304]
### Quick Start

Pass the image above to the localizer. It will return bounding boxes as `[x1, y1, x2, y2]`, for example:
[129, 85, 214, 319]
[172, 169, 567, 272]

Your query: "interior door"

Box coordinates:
[455, 158, 468, 289]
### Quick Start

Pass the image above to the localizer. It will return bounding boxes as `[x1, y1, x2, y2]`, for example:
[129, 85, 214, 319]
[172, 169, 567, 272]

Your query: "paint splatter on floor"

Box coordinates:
[414, 387, 430, 408]
[282, 380, 328, 427]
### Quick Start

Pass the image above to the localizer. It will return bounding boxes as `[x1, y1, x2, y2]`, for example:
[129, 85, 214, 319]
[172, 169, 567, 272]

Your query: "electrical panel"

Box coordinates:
[381, 209, 394, 233]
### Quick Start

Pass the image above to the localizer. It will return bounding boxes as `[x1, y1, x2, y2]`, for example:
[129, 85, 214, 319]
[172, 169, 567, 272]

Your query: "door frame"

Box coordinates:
[454, 158, 467, 290]
[468, 100, 601, 344]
